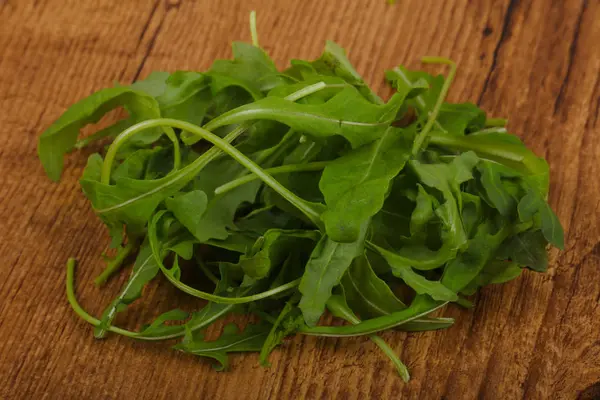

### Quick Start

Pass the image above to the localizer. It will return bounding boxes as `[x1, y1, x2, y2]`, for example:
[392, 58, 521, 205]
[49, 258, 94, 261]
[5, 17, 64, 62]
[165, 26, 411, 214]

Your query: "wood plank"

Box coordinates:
[0, 0, 598, 398]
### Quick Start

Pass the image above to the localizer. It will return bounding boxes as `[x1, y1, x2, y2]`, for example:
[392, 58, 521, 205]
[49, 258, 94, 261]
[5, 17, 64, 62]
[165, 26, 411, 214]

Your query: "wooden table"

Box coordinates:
[1, 0, 599, 398]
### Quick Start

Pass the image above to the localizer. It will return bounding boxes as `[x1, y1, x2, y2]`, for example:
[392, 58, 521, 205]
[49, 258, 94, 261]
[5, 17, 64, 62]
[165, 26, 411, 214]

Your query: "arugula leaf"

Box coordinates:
[441, 221, 510, 292]
[129, 71, 170, 97]
[319, 126, 412, 242]
[138, 309, 189, 338]
[174, 322, 271, 371]
[311, 41, 383, 104]
[326, 293, 410, 381]
[497, 230, 549, 272]
[209, 42, 285, 99]
[165, 190, 209, 239]
[186, 157, 262, 242]
[298, 224, 367, 326]
[237, 229, 319, 279]
[476, 161, 521, 217]
[206, 86, 405, 148]
[300, 295, 447, 336]
[428, 131, 550, 194]
[461, 260, 523, 295]
[94, 237, 162, 338]
[410, 184, 437, 236]
[182, 265, 248, 336]
[259, 302, 303, 366]
[38, 86, 162, 181]
[518, 188, 564, 249]
[341, 254, 405, 319]
[370, 244, 458, 302]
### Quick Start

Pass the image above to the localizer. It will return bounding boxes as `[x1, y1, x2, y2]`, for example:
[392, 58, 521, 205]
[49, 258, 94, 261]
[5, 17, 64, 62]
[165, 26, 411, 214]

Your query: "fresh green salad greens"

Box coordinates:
[42, 13, 563, 381]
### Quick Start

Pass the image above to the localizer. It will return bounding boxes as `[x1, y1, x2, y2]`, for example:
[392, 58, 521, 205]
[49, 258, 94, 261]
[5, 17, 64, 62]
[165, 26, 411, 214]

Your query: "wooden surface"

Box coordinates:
[1, 0, 599, 399]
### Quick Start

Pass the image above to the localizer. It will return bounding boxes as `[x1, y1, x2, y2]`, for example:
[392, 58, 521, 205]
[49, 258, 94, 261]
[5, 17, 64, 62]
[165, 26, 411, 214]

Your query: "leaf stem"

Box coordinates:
[249, 11, 259, 47]
[411, 57, 457, 155]
[94, 241, 136, 286]
[195, 255, 219, 285]
[299, 296, 447, 337]
[214, 161, 329, 195]
[484, 117, 508, 127]
[129, 119, 321, 225]
[469, 127, 507, 135]
[327, 296, 410, 381]
[67, 258, 238, 341]
[66, 258, 139, 339]
[148, 212, 302, 304]
[283, 81, 327, 102]
[390, 67, 445, 132]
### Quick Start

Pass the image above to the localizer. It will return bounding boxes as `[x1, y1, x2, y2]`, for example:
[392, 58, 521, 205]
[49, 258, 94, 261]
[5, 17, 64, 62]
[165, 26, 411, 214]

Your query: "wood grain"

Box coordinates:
[0, 0, 599, 399]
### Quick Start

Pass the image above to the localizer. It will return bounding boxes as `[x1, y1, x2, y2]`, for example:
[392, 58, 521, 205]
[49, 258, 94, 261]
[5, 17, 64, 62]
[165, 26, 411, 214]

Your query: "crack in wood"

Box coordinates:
[477, 0, 518, 105]
[553, 0, 588, 115]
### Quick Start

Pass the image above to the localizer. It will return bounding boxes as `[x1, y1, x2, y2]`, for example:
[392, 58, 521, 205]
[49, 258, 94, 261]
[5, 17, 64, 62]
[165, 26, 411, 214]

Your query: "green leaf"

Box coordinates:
[476, 161, 521, 216]
[518, 188, 564, 250]
[428, 131, 550, 195]
[319, 126, 412, 242]
[299, 294, 446, 336]
[209, 42, 285, 99]
[79, 132, 233, 235]
[188, 157, 262, 242]
[183, 265, 247, 336]
[95, 238, 161, 338]
[385, 66, 442, 114]
[129, 71, 170, 97]
[489, 261, 523, 284]
[238, 229, 319, 279]
[540, 203, 564, 250]
[341, 254, 405, 319]
[398, 317, 455, 332]
[311, 41, 383, 104]
[165, 190, 209, 239]
[326, 293, 410, 381]
[112, 147, 164, 181]
[436, 103, 486, 135]
[497, 230, 549, 272]
[207, 86, 405, 149]
[370, 244, 458, 302]
[138, 309, 189, 338]
[298, 224, 367, 326]
[158, 71, 212, 125]
[174, 322, 270, 371]
[410, 184, 436, 236]
[461, 260, 523, 295]
[441, 221, 510, 292]
[259, 302, 303, 366]
[38, 86, 162, 181]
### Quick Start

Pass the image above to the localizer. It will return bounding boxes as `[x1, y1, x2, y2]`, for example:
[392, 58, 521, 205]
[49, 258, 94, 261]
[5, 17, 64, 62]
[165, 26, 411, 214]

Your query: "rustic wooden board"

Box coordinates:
[1, 0, 599, 398]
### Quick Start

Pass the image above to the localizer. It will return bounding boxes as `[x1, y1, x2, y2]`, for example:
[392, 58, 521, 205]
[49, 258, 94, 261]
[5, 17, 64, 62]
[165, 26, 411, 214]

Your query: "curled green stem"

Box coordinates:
[128, 119, 321, 225]
[67, 258, 139, 339]
[148, 211, 302, 304]
[67, 258, 239, 341]
[101, 81, 328, 185]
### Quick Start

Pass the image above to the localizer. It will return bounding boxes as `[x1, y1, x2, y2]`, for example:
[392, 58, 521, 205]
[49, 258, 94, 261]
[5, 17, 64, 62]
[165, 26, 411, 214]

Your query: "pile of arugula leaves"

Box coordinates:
[40, 13, 563, 381]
